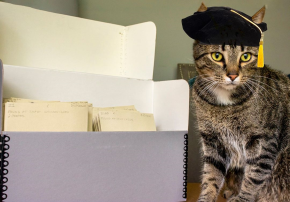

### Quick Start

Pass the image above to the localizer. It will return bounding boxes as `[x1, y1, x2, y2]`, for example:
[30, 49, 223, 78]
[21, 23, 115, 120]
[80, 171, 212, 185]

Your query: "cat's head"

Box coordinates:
[193, 4, 266, 92]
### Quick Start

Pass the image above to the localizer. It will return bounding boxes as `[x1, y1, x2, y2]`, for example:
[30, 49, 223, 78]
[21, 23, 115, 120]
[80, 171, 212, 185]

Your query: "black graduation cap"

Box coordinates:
[182, 4, 267, 67]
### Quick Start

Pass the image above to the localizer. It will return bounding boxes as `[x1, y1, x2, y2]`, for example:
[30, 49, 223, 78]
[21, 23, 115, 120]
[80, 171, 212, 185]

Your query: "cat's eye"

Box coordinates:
[240, 53, 252, 62]
[211, 52, 223, 61]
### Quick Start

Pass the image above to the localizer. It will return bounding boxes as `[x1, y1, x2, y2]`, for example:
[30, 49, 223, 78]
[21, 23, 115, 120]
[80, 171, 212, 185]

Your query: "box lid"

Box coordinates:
[0, 2, 156, 80]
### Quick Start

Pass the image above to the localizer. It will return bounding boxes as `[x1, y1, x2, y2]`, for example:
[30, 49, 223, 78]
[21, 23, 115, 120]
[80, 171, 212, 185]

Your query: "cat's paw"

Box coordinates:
[223, 189, 234, 199]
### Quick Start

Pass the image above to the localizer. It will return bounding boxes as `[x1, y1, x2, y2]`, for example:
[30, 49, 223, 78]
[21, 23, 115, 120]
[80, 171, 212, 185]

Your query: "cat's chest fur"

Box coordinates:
[220, 128, 247, 168]
[213, 119, 249, 168]
[213, 87, 235, 105]
[212, 113, 248, 168]
[195, 100, 257, 168]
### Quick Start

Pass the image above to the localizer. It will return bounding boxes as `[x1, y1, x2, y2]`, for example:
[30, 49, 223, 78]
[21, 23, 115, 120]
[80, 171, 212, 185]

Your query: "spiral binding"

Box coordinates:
[183, 133, 188, 199]
[0, 135, 10, 201]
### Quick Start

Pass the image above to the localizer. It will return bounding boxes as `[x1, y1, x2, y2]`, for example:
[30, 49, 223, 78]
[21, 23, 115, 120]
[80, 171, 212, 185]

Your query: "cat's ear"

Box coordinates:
[197, 3, 207, 12]
[252, 6, 266, 24]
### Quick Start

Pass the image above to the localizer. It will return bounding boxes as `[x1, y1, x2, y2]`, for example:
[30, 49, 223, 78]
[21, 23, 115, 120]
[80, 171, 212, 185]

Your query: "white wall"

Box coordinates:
[3, 0, 78, 16]
[78, 0, 290, 81]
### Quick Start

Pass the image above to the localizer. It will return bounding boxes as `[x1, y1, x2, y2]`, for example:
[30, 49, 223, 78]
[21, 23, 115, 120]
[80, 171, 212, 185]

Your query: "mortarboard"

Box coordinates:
[182, 5, 267, 67]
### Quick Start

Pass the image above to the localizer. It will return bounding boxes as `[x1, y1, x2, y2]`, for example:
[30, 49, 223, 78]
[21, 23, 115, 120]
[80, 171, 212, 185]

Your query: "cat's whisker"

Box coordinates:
[245, 81, 262, 100]
[240, 84, 248, 94]
[201, 77, 214, 81]
[246, 80, 268, 105]
[198, 77, 216, 88]
[247, 79, 279, 104]
[247, 78, 280, 94]
[207, 83, 219, 98]
[198, 82, 216, 97]
[186, 57, 194, 62]
[240, 84, 256, 106]
[252, 75, 289, 87]
[244, 82, 261, 106]
[240, 84, 259, 109]
[247, 79, 268, 93]
[247, 84, 269, 104]
[210, 83, 220, 97]
[198, 79, 213, 89]
[250, 85, 266, 106]
[200, 75, 215, 80]
[198, 80, 217, 97]
[246, 79, 272, 102]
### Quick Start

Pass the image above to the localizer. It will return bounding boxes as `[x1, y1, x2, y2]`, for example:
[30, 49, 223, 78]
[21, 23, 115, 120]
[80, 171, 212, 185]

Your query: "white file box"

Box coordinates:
[0, 2, 189, 202]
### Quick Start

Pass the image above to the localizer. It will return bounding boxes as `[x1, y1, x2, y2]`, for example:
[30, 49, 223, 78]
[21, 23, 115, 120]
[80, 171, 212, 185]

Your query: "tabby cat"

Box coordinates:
[190, 4, 290, 202]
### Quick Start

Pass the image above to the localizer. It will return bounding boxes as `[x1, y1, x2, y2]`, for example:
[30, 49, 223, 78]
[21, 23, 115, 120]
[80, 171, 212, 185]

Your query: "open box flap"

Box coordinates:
[2, 64, 153, 113]
[2, 64, 189, 131]
[154, 80, 189, 131]
[0, 2, 156, 80]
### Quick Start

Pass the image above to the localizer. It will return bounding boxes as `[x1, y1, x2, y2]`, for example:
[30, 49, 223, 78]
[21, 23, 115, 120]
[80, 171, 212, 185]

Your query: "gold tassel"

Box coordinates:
[230, 10, 265, 68]
[257, 34, 264, 68]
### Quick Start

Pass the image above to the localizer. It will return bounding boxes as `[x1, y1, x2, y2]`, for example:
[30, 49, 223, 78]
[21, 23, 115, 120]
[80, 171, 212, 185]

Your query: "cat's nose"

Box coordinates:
[228, 74, 238, 81]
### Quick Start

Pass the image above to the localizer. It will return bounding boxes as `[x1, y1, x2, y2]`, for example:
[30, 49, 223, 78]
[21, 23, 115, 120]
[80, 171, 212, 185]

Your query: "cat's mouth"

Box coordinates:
[220, 76, 241, 90]
[221, 82, 239, 90]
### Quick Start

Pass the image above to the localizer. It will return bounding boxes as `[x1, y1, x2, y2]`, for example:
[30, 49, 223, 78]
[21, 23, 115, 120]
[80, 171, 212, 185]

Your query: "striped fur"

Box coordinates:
[190, 41, 290, 202]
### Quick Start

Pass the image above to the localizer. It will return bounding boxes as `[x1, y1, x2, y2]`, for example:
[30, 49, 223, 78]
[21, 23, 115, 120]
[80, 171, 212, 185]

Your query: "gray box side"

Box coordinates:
[4, 131, 187, 202]
[0, 60, 3, 133]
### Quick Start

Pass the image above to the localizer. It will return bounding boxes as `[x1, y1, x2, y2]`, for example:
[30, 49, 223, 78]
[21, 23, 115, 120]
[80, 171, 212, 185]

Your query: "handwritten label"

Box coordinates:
[4, 102, 88, 131]
[98, 110, 156, 132]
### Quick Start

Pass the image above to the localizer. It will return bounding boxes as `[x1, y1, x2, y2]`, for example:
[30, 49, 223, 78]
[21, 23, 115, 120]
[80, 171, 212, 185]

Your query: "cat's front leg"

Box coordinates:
[223, 168, 244, 199]
[228, 135, 278, 202]
[197, 132, 230, 202]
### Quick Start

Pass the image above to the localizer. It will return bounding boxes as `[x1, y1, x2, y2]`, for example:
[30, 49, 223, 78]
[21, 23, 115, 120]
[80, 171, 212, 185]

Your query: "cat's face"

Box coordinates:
[193, 3, 266, 93]
[193, 42, 259, 91]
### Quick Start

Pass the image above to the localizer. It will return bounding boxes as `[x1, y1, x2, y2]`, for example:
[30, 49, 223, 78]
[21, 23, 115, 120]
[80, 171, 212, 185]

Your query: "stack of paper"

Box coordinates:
[92, 105, 136, 131]
[92, 106, 156, 131]
[98, 111, 156, 131]
[3, 98, 156, 132]
[4, 100, 89, 132]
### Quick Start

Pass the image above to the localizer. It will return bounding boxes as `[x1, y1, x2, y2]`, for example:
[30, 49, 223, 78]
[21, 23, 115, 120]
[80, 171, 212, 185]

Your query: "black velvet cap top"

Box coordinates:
[182, 7, 267, 46]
